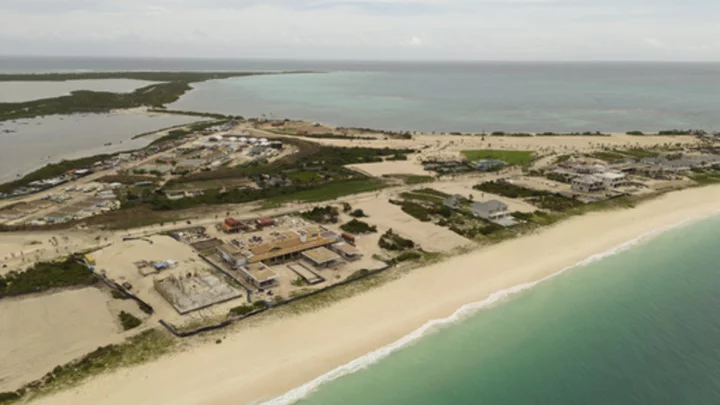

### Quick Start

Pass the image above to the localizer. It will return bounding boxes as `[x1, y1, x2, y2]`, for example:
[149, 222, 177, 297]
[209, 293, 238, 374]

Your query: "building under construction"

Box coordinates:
[154, 272, 243, 314]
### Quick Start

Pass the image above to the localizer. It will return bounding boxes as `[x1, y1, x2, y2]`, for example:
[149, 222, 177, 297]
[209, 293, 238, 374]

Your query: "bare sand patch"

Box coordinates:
[0, 230, 108, 276]
[347, 160, 430, 177]
[353, 197, 472, 252]
[0, 288, 119, 391]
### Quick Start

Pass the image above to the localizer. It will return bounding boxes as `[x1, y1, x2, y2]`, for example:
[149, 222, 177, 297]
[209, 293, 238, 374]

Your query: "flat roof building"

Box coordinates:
[598, 172, 627, 188]
[217, 242, 248, 267]
[331, 242, 363, 261]
[237, 262, 278, 289]
[572, 175, 605, 193]
[301, 247, 341, 268]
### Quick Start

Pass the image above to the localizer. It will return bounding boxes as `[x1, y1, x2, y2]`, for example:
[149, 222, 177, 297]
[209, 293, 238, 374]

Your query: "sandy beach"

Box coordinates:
[24, 184, 720, 405]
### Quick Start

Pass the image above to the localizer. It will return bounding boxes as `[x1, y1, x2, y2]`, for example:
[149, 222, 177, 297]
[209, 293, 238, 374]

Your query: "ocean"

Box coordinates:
[2, 57, 720, 133]
[170, 62, 720, 133]
[268, 216, 720, 405]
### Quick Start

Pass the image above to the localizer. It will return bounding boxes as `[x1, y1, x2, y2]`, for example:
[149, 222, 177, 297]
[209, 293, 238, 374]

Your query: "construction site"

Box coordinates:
[170, 214, 384, 304]
[90, 235, 248, 322]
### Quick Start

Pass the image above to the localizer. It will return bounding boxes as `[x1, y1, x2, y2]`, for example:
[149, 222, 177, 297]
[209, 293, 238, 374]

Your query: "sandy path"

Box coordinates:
[346, 160, 430, 177]
[25, 184, 720, 405]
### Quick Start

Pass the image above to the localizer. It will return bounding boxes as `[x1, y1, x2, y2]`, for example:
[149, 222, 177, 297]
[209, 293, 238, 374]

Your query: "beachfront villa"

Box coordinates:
[301, 247, 342, 269]
[331, 242, 363, 261]
[598, 172, 627, 189]
[572, 175, 605, 193]
[471, 200, 507, 220]
[237, 262, 278, 289]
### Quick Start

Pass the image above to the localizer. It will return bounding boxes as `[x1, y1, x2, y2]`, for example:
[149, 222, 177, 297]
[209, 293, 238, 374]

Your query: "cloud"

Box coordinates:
[0, 0, 718, 60]
[644, 37, 668, 49]
[404, 36, 423, 46]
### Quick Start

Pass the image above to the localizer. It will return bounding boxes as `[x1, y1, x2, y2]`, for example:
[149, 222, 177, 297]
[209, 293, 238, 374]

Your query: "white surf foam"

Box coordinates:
[259, 214, 715, 405]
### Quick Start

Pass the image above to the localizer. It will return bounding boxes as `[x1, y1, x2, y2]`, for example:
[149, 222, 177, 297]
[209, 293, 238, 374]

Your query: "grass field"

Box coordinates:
[461, 150, 534, 165]
[263, 179, 389, 204]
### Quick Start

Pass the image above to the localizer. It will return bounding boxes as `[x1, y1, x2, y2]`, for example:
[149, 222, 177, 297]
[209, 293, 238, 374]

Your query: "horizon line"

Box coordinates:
[1, 55, 720, 64]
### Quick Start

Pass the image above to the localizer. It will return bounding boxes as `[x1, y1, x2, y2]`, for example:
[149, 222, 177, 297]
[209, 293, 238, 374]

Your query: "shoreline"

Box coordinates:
[24, 184, 720, 405]
[262, 213, 701, 405]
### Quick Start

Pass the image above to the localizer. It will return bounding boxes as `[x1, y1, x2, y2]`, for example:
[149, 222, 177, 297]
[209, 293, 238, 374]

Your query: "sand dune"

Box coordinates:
[0, 288, 121, 391]
[26, 185, 720, 405]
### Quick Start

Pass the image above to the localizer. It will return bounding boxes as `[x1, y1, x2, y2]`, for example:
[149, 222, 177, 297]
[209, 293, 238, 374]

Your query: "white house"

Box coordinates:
[470, 200, 510, 221]
[598, 172, 627, 188]
[571, 175, 605, 193]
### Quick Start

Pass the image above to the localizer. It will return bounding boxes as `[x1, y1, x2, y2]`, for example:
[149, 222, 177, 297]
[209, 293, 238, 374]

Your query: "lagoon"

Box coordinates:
[0, 79, 158, 103]
[0, 111, 202, 183]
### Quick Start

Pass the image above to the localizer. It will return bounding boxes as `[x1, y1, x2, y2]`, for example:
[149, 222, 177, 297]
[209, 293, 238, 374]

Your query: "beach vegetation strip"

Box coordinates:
[0, 329, 176, 404]
[461, 150, 534, 165]
[0, 257, 96, 299]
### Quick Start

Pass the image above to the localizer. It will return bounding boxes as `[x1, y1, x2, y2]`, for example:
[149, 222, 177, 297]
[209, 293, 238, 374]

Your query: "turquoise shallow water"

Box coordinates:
[281, 216, 720, 405]
[170, 62, 720, 133]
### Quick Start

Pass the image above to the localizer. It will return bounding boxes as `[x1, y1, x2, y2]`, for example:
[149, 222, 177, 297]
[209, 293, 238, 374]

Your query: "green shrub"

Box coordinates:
[111, 290, 128, 299]
[119, 311, 142, 331]
[0, 257, 96, 298]
[394, 251, 422, 263]
[0, 391, 21, 403]
[340, 219, 377, 234]
[479, 223, 504, 235]
[531, 195, 583, 212]
[379, 230, 416, 251]
[474, 181, 547, 199]
[349, 209, 367, 218]
[300, 206, 339, 224]
[230, 305, 254, 316]
[230, 301, 267, 316]
[401, 201, 431, 222]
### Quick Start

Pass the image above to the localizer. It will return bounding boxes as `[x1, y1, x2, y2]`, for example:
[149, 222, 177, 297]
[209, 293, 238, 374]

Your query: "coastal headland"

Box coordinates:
[0, 71, 316, 122]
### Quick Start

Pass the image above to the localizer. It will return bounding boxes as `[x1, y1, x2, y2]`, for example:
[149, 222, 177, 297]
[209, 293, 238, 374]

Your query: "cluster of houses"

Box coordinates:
[548, 152, 720, 194]
[548, 160, 630, 194]
[134, 136, 283, 176]
[0, 169, 94, 199]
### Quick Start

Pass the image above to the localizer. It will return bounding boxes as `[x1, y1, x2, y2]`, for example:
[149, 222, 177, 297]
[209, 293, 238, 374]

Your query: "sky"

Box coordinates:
[0, 0, 718, 61]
